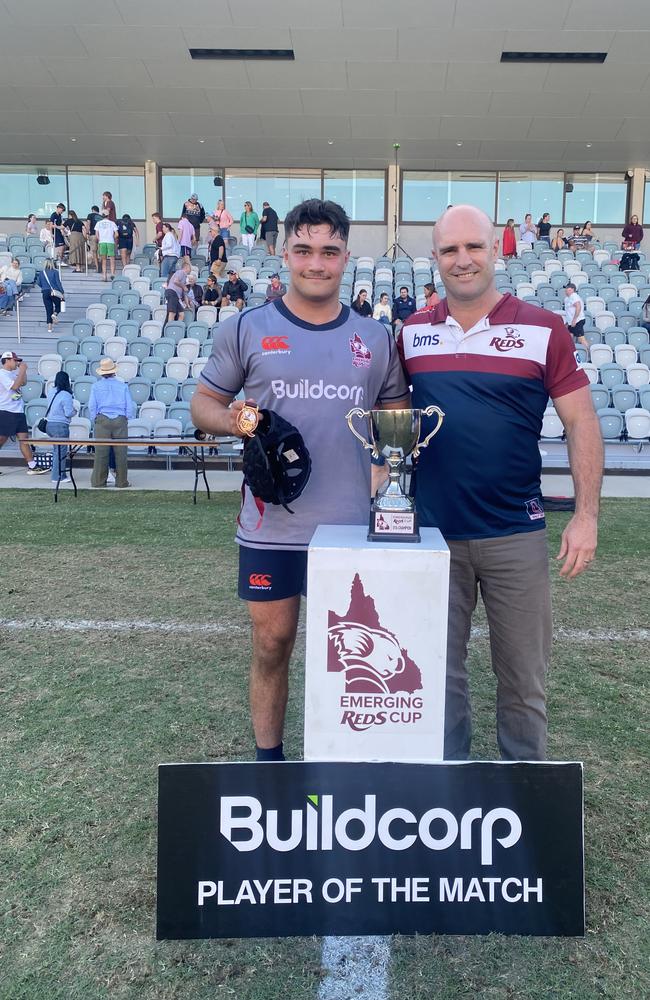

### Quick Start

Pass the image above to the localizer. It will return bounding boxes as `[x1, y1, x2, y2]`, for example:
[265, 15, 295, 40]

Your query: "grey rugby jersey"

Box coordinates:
[200, 298, 408, 549]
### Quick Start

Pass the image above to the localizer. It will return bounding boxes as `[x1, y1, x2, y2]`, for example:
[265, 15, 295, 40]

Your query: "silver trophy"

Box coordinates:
[346, 406, 445, 541]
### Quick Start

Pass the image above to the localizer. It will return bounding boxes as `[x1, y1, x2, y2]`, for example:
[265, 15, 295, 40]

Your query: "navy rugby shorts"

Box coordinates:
[238, 546, 308, 602]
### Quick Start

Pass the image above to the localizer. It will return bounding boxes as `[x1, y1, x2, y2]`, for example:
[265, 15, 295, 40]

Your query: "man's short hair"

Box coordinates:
[91, 205, 99, 212]
[565, 283, 576, 291]
[400, 286, 409, 292]
[284, 198, 350, 243]
[56, 203, 65, 210]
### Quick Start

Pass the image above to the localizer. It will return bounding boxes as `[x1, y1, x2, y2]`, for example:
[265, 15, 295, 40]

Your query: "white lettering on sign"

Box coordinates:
[198, 878, 314, 906]
[219, 796, 522, 865]
[439, 877, 543, 903]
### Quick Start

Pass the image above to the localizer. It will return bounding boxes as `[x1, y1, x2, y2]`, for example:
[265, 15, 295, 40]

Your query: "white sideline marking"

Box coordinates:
[0, 619, 648, 643]
[0, 618, 247, 635]
[319, 936, 390, 1000]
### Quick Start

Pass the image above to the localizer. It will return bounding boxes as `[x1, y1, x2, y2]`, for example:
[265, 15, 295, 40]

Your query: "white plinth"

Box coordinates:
[305, 524, 449, 763]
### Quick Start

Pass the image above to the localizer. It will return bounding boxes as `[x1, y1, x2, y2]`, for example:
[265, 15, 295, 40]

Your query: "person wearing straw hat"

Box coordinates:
[88, 358, 135, 488]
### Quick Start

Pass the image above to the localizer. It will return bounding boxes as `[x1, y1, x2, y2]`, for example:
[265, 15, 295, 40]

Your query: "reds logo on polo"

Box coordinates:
[490, 327, 524, 353]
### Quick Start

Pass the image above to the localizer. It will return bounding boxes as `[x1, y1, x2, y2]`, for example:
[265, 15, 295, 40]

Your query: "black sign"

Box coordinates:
[157, 761, 584, 939]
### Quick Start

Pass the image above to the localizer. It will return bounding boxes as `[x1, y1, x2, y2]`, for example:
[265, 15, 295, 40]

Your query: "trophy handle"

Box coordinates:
[345, 407, 379, 458]
[413, 405, 445, 459]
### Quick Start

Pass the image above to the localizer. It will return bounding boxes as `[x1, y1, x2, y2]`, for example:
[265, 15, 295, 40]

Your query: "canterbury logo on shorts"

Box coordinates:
[249, 573, 272, 589]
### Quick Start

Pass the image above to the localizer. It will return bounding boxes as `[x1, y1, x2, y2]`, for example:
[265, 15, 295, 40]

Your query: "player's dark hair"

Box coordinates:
[284, 198, 350, 243]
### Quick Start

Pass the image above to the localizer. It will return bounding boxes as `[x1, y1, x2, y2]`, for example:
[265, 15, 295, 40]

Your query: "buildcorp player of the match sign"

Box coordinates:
[156, 761, 584, 939]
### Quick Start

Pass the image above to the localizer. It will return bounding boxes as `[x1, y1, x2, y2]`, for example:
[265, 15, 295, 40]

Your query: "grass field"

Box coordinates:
[0, 491, 648, 1000]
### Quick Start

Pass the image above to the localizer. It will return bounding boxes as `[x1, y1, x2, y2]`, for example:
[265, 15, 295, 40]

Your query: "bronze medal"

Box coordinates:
[236, 403, 260, 438]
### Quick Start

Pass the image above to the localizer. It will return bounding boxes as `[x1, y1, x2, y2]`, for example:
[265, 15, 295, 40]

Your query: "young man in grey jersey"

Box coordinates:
[192, 199, 409, 761]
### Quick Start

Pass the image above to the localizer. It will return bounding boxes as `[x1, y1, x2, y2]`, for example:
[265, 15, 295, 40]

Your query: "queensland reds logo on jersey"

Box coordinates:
[490, 327, 525, 353]
[349, 332, 372, 368]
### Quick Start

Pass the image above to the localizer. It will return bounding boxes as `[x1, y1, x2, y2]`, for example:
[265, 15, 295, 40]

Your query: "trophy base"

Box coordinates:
[368, 504, 421, 542]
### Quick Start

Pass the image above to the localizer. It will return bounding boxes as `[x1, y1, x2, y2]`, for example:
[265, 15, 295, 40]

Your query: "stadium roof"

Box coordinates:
[2, 0, 650, 171]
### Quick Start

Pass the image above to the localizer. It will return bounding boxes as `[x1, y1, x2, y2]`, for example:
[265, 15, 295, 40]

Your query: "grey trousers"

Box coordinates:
[444, 529, 552, 761]
[92, 414, 129, 487]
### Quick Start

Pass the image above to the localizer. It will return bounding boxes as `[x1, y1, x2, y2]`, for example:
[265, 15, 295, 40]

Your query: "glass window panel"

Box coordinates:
[402, 171, 496, 222]
[161, 168, 223, 220]
[225, 169, 321, 221]
[0, 166, 67, 219]
[564, 173, 628, 226]
[497, 172, 564, 226]
[68, 168, 145, 218]
[323, 170, 385, 221]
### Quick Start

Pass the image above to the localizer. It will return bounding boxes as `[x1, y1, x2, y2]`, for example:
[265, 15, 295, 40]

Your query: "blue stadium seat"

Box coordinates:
[128, 377, 152, 405]
[597, 408, 624, 440]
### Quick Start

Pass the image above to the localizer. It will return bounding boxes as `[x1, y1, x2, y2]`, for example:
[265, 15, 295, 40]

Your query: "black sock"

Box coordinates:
[255, 743, 285, 762]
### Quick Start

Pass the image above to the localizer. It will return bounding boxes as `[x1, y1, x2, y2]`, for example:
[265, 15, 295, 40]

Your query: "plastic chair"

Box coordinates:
[152, 377, 180, 406]
[72, 375, 97, 405]
[597, 408, 624, 440]
[127, 377, 152, 406]
[614, 344, 638, 369]
[131, 305, 151, 326]
[152, 338, 176, 363]
[63, 356, 88, 380]
[79, 338, 103, 363]
[138, 400, 166, 431]
[196, 305, 218, 326]
[127, 419, 151, 451]
[611, 386, 637, 412]
[180, 378, 198, 401]
[162, 321, 186, 344]
[86, 304, 107, 324]
[115, 356, 139, 381]
[94, 320, 117, 343]
[176, 338, 200, 362]
[140, 321, 163, 342]
[152, 418, 183, 454]
[165, 358, 190, 381]
[590, 344, 613, 367]
[140, 357, 165, 382]
[21, 375, 44, 402]
[37, 353, 62, 379]
[589, 384, 609, 410]
[625, 363, 650, 389]
[623, 407, 650, 440]
[599, 363, 626, 390]
[56, 336, 80, 360]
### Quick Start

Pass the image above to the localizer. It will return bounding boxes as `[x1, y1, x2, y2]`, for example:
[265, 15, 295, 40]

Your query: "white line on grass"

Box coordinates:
[0, 618, 648, 643]
[0, 618, 247, 635]
[319, 936, 390, 1000]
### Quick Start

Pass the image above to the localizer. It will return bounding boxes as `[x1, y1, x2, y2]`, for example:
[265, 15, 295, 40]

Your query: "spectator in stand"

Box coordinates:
[580, 221, 596, 250]
[240, 201, 259, 253]
[160, 223, 180, 278]
[260, 202, 279, 254]
[181, 193, 205, 241]
[213, 199, 233, 241]
[564, 283, 588, 348]
[36, 260, 65, 333]
[116, 213, 139, 267]
[45, 370, 75, 486]
[89, 358, 135, 489]
[567, 225, 586, 251]
[40, 220, 54, 255]
[265, 272, 286, 302]
[178, 213, 195, 258]
[373, 291, 392, 327]
[186, 273, 203, 309]
[95, 210, 118, 281]
[551, 228, 567, 252]
[49, 203, 68, 265]
[65, 210, 86, 272]
[222, 268, 248, 310]
[165, 258, 192, 323]
[26, 214, 39, 237]
[203, 274, 222, 306]
[102, 191, 117, 221]
[0, 258, 23, 299]
[392, 285, 416, 333]
[422, 282, 440, 310]
[0, 351, 48, 475]
[152, 211, 164, 250]
[536, 213, 552, 247]
[519, 213, 536, 245]
[352, 288, 372, 317]
[208, 223, 227, 277]
[0, 278, 16, 316]
[86, 205, 103, 271]
[622, 215, 643, 251]
[640, 294, 650, 334]
[502, 218, 517, 258]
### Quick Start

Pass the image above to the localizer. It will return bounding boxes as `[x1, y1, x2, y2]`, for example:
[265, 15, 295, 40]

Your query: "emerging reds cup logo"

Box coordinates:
[327, 574, 423, 731]
[349, 333, 372, 369]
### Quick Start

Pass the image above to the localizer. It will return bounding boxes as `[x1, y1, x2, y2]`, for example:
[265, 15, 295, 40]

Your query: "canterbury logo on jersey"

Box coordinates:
[249, 573, 272, 589]
[261, 336, 290, 352]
